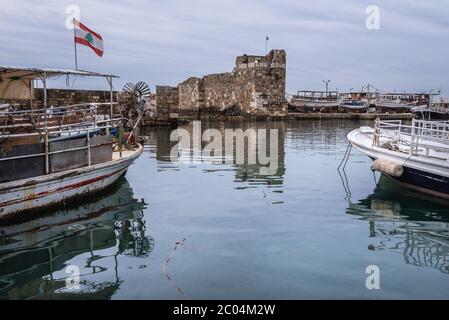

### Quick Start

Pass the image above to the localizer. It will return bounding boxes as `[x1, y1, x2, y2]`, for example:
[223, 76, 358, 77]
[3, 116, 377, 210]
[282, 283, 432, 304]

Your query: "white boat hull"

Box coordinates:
[0, 144, 143, 218]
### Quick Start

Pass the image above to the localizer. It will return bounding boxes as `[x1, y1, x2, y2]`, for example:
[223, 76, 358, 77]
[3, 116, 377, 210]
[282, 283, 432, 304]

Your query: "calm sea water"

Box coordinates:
[0, 120, 448, 299]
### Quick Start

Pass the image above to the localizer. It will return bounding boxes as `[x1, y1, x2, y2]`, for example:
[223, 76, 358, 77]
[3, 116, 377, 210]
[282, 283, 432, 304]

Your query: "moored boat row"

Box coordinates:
[289, 85, 446, 115]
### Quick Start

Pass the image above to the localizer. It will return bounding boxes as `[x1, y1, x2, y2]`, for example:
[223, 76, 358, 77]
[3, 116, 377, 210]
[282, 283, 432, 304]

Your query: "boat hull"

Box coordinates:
[290, 100, 340, 112]
[375, 102, 413, 111]
[0, 144, 143, 218]
[389, 166, 449, 199]
[413, 110, 449, 120]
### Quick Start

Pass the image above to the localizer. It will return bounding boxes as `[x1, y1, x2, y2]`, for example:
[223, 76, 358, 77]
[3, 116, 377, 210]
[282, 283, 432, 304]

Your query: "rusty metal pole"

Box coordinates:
[87, 128, 91, 166]
[45, 130, 49, 174]
[43, 71, 47, 126]
[108, 76, 113, 120]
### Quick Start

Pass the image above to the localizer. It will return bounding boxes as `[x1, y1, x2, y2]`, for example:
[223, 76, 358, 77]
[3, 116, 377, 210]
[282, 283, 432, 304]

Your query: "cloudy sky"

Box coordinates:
[1, 0, 448, 97]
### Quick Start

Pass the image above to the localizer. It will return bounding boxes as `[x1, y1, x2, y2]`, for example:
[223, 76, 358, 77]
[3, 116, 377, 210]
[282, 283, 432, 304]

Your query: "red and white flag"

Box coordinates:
[73, 18, 104, 57]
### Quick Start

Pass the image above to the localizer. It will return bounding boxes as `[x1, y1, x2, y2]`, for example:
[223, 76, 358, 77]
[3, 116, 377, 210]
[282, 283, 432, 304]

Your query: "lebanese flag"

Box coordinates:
[73, 18, 104, 57]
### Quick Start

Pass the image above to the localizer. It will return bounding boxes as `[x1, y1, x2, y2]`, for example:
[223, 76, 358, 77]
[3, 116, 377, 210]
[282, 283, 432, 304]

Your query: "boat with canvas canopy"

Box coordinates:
[339, 99, 369, 112]
[290, 90, 340, 112]
[0, 66, 143, 218]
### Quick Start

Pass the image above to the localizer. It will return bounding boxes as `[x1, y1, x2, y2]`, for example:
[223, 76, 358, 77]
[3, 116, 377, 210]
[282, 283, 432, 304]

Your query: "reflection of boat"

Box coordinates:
[290, 91, 340, 112]
[0, 178, 152, 299]
[347, 176, 449, 275]
[0, 66, 143, 218]
[348, 119, 449, 199]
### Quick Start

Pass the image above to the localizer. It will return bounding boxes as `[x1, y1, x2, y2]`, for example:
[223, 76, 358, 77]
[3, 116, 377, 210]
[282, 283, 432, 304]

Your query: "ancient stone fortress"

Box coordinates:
[156, 49, 287, 118]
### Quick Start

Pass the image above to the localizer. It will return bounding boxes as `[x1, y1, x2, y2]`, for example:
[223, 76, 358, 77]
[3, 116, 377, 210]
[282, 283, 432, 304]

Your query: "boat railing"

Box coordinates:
[0, 102, 118, 134]
[374, 119, 449, 156]
[0, 121, 118, 179]
[294, 91, 339, 101]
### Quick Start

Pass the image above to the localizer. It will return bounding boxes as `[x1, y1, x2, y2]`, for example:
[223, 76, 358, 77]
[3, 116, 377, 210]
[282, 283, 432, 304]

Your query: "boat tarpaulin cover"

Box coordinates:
[0, 78, 33, 100]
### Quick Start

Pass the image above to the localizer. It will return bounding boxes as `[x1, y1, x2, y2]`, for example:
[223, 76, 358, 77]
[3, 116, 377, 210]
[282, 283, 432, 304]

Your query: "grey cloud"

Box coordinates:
[0, 0, 448, 97]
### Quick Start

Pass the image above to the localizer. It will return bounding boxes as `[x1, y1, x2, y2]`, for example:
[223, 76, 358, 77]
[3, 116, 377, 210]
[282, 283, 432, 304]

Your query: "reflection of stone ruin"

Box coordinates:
[154, 50, 287, 119]
[141, 121, 286, 185]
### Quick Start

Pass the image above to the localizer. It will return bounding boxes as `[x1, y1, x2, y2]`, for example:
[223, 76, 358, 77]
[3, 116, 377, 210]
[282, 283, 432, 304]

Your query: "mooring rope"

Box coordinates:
[337, 142, 352, 171]
[372, 169, 379, 187]
[162, 238, 190, 299]
[337, 142, 353, 204]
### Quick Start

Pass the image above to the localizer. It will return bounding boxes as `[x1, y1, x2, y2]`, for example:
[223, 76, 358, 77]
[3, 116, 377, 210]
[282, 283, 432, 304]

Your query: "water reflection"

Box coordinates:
[0, 178, 151, 299]
[348, 176, 449, 275]
[141, 120, 286, 187]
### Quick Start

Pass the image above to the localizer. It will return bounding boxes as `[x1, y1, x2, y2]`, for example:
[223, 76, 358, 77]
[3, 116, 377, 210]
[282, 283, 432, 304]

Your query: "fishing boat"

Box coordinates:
[412, 100, 449, 120]
[0, 66, 143, 218]
[374, 98, 415, 112]
[290, 90, 340, 112]
[347, 119, 449, 199]
[339, 99, 369, 112]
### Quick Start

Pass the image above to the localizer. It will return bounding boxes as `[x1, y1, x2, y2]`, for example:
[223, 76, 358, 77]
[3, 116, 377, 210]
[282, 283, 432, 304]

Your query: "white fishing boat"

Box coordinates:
[348, 119, 449, 199]
[290, 90, 340, 112]
[375, 98, 415, 111]
[339, 99, 369, 112]
[0, 66, 143, 218]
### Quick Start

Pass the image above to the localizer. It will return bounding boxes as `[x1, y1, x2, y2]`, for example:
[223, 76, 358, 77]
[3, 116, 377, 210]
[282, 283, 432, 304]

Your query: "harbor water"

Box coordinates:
[0, 119, 448, 299]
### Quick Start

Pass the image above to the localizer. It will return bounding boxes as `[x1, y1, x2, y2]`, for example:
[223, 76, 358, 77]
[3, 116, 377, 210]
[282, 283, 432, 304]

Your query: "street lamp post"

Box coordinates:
[323, 80, 331, 96]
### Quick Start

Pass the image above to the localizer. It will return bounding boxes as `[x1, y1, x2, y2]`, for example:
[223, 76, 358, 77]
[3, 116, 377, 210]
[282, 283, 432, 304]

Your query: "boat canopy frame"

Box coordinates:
[0, 65, 119, 120]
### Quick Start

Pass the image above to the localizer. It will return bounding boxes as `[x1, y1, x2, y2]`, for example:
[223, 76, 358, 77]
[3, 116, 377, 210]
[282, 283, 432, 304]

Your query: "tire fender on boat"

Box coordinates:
[371, 159, 404, 177]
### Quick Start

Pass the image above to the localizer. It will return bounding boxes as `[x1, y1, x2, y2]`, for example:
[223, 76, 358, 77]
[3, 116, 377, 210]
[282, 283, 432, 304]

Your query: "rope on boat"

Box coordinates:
[372, 169, 379, 187]
[338, 142, 352, 171]
[162, 238, 190, 299]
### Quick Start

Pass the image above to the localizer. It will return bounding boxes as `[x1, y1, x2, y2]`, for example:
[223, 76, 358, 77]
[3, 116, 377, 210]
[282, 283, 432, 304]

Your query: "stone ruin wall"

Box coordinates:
[155, 85, 179, 119]
[234, 50, 287, 114]
[34, 88, 117, 107]
[202, 72, 237, 110]
[1, 88, 119, 115]
[170, 49, 287, 117]
[178, 77, 204, 113]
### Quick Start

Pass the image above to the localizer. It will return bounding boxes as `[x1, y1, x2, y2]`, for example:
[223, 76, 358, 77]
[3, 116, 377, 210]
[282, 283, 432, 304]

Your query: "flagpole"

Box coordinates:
[265, 35, 269, 55]
[73, 21, 78, 70]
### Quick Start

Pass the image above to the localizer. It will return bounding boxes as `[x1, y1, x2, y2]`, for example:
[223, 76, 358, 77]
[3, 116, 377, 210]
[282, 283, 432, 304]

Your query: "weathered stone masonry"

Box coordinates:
[155, 50, 287, 117]
[1, 88, 119, 115]
[155, 86, 179, 119]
